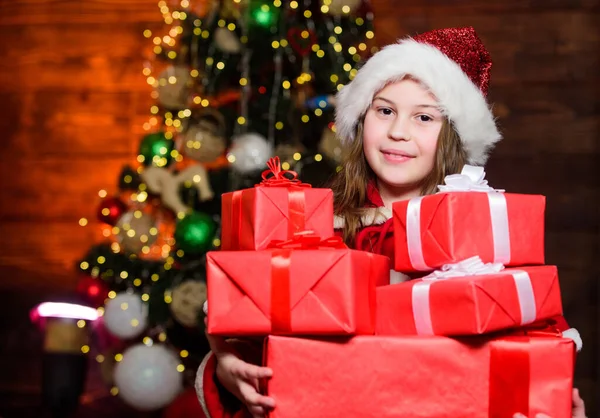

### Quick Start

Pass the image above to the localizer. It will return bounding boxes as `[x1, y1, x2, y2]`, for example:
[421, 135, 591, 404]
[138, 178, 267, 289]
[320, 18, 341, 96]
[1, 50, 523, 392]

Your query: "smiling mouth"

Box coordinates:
[381, 150, 415, 162]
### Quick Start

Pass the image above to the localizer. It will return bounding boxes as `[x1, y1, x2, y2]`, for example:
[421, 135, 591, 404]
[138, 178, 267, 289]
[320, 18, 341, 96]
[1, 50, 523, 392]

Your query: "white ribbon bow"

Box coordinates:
[422, 256, 505, 280]
[407, 165, 512, 271]
[412, 256, 537, 335]
[437, 165, 505, 193]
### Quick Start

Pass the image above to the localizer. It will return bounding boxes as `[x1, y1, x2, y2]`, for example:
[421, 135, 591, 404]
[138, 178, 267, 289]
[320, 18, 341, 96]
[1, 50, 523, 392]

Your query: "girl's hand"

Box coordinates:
[204, 318, 275, 418]
[572, 388, 586, 418]
[512, 388, 586, 418]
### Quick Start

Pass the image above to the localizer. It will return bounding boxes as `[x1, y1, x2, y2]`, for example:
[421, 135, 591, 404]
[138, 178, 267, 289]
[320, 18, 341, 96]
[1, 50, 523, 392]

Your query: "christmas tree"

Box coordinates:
[76, 0, 377, 411]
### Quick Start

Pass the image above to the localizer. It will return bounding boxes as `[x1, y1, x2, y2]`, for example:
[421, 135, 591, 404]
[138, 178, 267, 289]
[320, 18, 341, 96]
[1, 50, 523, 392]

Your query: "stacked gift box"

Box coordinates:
[207, 160, 576, 418]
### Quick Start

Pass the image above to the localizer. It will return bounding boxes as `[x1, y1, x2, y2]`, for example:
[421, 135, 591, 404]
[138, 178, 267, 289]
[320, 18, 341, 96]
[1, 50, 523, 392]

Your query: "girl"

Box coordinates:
[196, 27, 586, 418]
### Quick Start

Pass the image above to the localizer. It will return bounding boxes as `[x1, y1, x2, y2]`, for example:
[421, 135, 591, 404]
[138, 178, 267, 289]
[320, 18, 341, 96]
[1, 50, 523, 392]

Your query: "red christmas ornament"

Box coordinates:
[96, 196, 127, 225]
[76, 276, 110, 308]
[163, 387, 206, 418]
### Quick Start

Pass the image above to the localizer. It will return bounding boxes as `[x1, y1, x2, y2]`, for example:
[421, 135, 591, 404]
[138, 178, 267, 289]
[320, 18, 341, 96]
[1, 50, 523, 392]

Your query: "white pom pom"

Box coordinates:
[103, 292, 148, 339]
[562, 328, 583, 352]
[114, 344, 183, 410]
[228, 133, 273, 174]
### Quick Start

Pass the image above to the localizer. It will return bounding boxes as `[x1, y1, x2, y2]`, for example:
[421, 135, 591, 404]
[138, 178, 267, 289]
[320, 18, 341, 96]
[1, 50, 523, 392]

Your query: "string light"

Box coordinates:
[98, 190, 107, 198]
[114, 353, 123, 362]
[77, 320, 86, 328]
[96, 354, 105, 363]
[293, 153, 302, 161]
[110, 387, 119, 396]
[81, 345, 90, 354]
[80, 262, 89, 270]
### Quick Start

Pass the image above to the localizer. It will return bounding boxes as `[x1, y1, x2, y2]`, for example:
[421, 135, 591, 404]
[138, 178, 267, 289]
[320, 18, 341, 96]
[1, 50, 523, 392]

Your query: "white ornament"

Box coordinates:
[228, 133, 273, 174]
[141, 165, 214, 216]
[214, 27, 242, 54]
[114, 344, 183, 411]
[103, 292, 148, 339]
[322, 0, 362, 16]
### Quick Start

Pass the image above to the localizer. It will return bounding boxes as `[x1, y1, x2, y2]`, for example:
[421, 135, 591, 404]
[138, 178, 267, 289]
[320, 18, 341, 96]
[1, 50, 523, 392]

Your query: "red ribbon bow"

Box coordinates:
[257, 157, 311, 188]
[268, 231, 347, 250]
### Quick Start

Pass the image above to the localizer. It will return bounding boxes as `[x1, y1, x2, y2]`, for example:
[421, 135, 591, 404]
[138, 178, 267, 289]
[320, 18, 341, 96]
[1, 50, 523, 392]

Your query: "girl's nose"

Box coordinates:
[388, 116, 411, 141]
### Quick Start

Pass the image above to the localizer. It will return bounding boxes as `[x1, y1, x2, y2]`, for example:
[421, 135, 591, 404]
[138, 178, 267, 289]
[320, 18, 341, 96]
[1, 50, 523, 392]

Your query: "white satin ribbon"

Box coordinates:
[406, 165, 511, 270]
[411, 256, 537, 335]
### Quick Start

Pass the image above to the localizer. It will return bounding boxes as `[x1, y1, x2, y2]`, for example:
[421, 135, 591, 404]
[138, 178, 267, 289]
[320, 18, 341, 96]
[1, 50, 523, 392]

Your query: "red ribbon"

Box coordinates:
[268, 231, 347, 250]
[270, 249, 292, 333]
[257, 156, 311, 238]
[268, 232, 346, 333]
[230, 190, 244, 250]
[489, 338, 531, 417]
[256, 157, 311, 189]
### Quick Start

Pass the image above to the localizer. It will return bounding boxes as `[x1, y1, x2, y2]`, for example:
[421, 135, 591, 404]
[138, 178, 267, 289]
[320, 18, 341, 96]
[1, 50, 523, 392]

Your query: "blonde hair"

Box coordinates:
[330, 118, 467, 244]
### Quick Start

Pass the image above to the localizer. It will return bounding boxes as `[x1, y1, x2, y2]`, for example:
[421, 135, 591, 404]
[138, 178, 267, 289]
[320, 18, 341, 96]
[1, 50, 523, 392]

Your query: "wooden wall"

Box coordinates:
[0, 0, 597, 416]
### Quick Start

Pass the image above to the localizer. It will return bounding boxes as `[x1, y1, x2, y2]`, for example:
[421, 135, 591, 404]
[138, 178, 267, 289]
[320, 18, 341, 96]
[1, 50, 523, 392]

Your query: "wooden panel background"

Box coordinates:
[0, 0, 597, 416]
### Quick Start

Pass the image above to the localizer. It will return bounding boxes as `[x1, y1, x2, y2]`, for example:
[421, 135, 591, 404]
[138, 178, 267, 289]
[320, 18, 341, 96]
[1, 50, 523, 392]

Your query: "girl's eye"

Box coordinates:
[377, 107, 394, 116]
[417, 114, 433, 122]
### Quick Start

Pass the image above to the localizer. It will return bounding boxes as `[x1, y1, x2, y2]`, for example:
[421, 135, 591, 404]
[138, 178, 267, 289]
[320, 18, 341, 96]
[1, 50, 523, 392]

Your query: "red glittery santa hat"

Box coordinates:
[335, 27, 501, 165]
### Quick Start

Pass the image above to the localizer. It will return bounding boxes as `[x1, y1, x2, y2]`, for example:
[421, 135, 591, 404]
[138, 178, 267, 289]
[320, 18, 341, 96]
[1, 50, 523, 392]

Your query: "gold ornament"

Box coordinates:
[183, 115, 227, 163]
[220, 0, 247, 20]
[141, 165, 214, 216]
[156, 65, 194, 109]
[318, 126, 344, 164]
[169, 280, 207, 328]
[322, 0, 362, 16]
[115, 211, 157, 254]
[214, 27, 242, 54]
[274, 143, 305, 167]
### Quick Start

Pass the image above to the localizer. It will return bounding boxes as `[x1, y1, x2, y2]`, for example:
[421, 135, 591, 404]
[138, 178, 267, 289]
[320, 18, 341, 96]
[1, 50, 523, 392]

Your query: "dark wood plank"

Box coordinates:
[373, 12, 600, 83]
[371, 0, 600, 16]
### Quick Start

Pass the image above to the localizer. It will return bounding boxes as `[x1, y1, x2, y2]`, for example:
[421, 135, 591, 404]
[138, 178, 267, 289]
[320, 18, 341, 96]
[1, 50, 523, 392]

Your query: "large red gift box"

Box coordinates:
[220, 158, 333, 251]
[393, 192, 545, 272]
[206, 240, 390, 336]
[263, 335, 574, 418]
[376, 265, 562, 336]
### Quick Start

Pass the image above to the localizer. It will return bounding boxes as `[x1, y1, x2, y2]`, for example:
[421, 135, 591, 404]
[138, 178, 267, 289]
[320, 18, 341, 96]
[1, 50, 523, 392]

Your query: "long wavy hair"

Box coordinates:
[330, 118, 467, 244]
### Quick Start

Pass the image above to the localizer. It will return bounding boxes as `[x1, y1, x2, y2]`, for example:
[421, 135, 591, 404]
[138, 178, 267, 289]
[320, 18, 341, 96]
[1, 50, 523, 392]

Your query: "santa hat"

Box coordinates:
[335, 27, 501, 165]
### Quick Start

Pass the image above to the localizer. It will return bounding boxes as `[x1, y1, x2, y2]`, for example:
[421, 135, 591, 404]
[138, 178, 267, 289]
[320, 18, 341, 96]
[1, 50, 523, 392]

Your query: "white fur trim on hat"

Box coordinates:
[335, 39, 502, 165]
[334, 207, 392, 229]
[562, 328, 583, 352]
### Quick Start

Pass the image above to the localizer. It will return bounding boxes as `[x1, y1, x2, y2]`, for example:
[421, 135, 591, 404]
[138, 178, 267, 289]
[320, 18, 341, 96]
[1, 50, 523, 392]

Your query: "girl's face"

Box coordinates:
[363, 78, 443, 195]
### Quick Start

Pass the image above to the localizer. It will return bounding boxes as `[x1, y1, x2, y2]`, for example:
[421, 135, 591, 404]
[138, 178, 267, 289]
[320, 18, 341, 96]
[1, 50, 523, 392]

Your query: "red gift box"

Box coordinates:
[264, 335, 574, 418]
[376, 264, 562, 336]
[393, 191, 545, 272]
[221, 157, 334, 251]
[207, 235, 390, 336]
